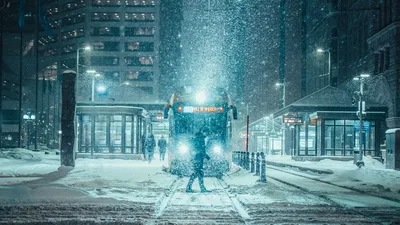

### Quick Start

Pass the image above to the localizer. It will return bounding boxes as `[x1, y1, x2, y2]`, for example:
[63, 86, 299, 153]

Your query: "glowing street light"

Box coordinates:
[316, 48, 331, 86]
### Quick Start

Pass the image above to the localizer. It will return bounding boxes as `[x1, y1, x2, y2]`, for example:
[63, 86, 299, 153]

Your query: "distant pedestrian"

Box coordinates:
[158, 136, 167, 161]
[145, 134, 156, 163]
[141, 134, 147, 160]
[186, 127, 211, 193]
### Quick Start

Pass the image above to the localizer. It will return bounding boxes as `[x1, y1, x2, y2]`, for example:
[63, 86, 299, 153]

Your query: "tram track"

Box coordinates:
[267, 165, 400, 204]
[266, 166, 400, 224]
[156, 177, 249, 224]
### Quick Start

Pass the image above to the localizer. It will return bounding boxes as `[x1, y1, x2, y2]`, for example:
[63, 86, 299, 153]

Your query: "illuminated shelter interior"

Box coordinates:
[76, 104, 148, 155]
[273, 86, 387, 157]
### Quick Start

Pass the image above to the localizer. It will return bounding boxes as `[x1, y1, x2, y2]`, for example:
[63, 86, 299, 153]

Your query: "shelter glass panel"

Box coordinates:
[325, 125, 334, 155]
[81, 115, 92, 153]
[95, 115, 107, 153]
[110, 116, 122, 153]
[308, 125, 316, 155]
[126, 116, 133, 151]
[299, 126, 306, 155]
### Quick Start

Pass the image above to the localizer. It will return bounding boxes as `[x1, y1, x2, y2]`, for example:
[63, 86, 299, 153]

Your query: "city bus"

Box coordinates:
[164, 86, 237, 177]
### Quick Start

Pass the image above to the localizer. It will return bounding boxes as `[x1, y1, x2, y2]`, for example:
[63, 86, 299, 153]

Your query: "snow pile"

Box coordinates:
[267, 155, 400, 193]
[0, 148, 60, 177]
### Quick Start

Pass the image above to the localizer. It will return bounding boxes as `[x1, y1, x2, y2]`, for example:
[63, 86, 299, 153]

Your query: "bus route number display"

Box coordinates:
[183, 106, 223, 113]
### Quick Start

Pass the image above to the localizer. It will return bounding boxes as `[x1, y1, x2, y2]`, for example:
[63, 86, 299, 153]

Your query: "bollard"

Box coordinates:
[250, 152, 255, 173]
[242, 151, 246, 168]
[255, 152, 260, 176]
[260, 152, 267, 183]
[245, 151, 250, 170]
[235, 151, 239, 165]
[240, 151, 244, 167]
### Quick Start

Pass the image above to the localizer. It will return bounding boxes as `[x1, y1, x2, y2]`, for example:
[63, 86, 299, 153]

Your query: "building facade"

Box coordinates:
[0, 0, 166, 150]
[239, 0, 399, 157]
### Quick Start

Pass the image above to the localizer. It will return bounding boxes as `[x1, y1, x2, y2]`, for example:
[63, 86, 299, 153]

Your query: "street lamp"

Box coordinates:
[23, 113, 35, 150]
[76, 45, 91, 82]
[86, 70, 100, 102]
[317, 48, 331, 86]
[275, 82, 285, 108]
[353, 73, 370, 168]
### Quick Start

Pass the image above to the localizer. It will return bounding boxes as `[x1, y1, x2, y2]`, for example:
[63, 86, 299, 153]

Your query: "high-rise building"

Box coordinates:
[0, 0, 164, 149]
[40, 0, 160, 99]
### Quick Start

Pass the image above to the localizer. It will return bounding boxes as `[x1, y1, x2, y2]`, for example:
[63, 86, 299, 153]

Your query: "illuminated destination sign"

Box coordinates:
[283, 117, 303, 124]
[183, 106, 224, 113]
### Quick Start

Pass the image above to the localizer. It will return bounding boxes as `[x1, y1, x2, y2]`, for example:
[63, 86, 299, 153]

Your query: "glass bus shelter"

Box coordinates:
[76, 104, 148, 155]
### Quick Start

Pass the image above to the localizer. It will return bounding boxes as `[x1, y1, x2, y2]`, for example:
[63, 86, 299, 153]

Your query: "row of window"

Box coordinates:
[48, 12, 154, 29]
[47, 0, 85, 15]
[41, 41, 154, 55]
[46, 0, 155, 16]
[55, 27, 155, 40]
[91, 27, 155, 37]
[92, 0, 155, 7]
[78, 71, 154, 82]
[92, 12, 155, 22]
[78, 56, 154, 66]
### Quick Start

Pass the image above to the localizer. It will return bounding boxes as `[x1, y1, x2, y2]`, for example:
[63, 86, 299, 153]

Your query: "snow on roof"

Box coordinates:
[77, 85, 167, 105]
[290, 86, 384, 108]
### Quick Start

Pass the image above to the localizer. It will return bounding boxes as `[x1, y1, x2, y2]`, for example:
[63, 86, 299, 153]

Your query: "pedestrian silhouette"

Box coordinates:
[158, 135, 167, 161]
[145, 134, 156, 163]
[186, 127, 211, 193]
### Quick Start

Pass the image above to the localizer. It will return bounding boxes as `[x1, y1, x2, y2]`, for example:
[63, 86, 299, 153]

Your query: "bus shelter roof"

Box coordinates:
[272, 86, 387, 118]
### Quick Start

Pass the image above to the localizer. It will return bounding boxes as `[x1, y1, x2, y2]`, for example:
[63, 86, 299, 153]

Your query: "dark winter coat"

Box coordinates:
[191, 132, 210, 162]
[158, 138, 167, 151]
[145, 137, 156, 153]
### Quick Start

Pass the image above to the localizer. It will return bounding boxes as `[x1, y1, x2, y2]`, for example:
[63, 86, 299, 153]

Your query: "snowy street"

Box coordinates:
[1, 149, 400, 224]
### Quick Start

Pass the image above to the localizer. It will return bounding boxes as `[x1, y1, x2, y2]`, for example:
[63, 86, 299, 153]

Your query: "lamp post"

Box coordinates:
[239, 103, 256, 152]
[354, 73, 370, 168]
[23, 113, 35, 150]
[317, 48, 331, 86]
[76, 45, 91, 85]
[275, 82, 286, 108]
[86, 70, 100, 102]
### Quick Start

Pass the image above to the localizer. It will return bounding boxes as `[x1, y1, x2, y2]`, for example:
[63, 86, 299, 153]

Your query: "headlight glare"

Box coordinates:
[178, 144, 189, 154]
[213, 145, 222, 154]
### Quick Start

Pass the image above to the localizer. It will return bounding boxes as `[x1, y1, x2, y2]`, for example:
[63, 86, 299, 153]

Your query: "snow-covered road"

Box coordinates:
[1, 149, 400, 224]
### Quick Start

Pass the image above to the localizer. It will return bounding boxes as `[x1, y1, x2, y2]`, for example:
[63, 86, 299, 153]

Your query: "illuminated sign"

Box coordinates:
[182, 106, 224, 113]
[193, 106, 224, 112]
[283, 117, 303, 124]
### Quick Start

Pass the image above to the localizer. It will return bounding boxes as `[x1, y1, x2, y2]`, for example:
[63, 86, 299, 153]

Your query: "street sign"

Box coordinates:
[354, 121, 370, 132]
[283, 116, 303, 125]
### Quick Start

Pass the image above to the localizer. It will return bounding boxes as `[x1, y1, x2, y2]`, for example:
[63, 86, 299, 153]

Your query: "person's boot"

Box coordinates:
[186, 177, 195, 193]
[199, 176, 211, 193]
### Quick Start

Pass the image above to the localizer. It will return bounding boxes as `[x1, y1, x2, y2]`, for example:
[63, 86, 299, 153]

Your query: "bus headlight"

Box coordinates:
[213, 145, 222, 154]
[178, 144, 189, 154]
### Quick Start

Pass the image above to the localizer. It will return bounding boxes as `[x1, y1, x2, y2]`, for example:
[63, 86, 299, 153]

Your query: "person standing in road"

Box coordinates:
[145, 134, 156, 163]
[158, 135, 167, 161]
[186, 127, 211, 193]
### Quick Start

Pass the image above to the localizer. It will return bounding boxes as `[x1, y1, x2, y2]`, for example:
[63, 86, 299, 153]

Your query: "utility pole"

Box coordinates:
[354, 74, 370, 168]
[0, 0, 3, 148]
[245, 104, 249, 152]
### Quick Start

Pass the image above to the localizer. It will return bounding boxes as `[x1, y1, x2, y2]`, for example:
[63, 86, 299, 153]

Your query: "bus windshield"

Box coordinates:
[175, 113, 226, 139]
